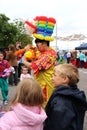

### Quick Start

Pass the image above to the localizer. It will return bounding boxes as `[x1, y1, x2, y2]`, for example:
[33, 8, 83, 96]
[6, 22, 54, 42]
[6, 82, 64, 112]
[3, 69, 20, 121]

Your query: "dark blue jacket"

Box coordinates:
[44, 85, 87, 130]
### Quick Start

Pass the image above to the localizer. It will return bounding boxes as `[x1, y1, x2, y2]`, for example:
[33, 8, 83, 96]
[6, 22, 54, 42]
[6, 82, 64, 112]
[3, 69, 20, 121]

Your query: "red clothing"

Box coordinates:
[32, 48, 57, 76]
[0, 60, 10, 77]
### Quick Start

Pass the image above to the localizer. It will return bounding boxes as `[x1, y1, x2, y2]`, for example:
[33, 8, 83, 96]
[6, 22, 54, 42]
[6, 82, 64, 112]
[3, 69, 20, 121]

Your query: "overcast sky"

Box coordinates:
[0, 0, 87, 37]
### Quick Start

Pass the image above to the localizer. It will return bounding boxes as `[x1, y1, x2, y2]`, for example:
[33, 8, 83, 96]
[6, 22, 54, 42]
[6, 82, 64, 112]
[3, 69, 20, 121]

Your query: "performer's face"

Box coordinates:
[36, 42, 45, 52]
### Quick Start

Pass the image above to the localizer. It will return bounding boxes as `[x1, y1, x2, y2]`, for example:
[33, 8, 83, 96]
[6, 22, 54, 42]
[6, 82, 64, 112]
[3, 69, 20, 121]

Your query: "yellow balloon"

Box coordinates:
[25, 50, 35, 60]
[25, 51, 33, 60]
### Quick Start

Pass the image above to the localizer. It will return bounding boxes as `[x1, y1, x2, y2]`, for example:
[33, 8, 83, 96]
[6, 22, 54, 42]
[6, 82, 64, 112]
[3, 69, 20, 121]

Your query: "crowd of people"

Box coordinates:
[57, 50, 87, 68]
[0, 15, 87, 130]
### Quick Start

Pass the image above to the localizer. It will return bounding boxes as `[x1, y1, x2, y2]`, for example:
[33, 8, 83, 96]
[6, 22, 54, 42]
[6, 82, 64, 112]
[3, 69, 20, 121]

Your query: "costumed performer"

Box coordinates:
[22, 16, 57, 107]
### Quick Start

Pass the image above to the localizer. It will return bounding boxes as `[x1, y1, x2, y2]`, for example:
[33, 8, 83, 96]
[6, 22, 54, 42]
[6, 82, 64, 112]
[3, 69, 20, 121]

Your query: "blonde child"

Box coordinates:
[44, 63, 87, 130]
[20, 65, 33, 81]
[0, 78, 47, 130]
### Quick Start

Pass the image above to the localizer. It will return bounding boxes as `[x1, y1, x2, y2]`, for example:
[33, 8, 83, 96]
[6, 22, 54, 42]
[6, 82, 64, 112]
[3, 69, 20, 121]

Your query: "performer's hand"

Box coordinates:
[22, 55, 26, 63]
[22, 55, 32, 69]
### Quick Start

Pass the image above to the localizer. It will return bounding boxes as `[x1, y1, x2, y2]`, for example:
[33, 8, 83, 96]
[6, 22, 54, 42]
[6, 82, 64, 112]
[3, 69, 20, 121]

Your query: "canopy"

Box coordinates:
[75, 43, 87, 50]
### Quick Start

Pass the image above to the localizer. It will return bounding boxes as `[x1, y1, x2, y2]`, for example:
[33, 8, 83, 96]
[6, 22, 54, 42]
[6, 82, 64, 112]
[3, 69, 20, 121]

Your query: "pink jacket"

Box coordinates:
[0, 103, 47, 130]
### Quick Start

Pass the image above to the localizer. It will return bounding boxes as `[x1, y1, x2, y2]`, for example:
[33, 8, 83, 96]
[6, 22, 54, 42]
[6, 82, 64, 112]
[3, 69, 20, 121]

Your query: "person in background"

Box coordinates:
[0, 51, 11, 105]
[56, 51, 60, 62]
[63, 52, 67, 63]
[44, 63, 87, 130]
[6, 44, 18, 86]
[79, 51, 86, 68]
[16, 45, 23, 78]
[0, 78, 47, 130]
[20, 65, 33, 81]
[66, 51, 71, 63]
[3, 48, 9, 60]
[76, 50, 80, 67]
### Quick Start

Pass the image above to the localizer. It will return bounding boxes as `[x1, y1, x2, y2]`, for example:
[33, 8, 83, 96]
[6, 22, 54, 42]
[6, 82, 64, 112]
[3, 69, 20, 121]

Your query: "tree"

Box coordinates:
[0, 14, 19, 48]
[13, 19, 33, 47]
[0, 14, 33, 49]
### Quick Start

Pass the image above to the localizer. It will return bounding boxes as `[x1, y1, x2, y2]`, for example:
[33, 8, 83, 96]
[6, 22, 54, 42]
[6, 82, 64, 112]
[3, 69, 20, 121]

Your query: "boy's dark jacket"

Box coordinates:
[44, 85, 87, 130]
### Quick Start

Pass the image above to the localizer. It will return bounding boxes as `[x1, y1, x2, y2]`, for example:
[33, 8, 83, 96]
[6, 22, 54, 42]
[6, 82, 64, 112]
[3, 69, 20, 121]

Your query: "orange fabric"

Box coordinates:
[14, 49, 25, 56]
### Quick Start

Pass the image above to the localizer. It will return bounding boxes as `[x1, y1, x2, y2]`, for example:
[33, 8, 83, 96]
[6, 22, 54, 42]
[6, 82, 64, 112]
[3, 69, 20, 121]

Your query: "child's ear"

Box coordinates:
[63, 76, 69, 84]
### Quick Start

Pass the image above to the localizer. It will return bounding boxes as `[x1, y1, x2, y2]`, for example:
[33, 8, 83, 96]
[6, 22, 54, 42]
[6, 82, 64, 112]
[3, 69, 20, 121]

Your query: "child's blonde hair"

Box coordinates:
[11, 78, 44, 106]
[54, 63, 79, 86]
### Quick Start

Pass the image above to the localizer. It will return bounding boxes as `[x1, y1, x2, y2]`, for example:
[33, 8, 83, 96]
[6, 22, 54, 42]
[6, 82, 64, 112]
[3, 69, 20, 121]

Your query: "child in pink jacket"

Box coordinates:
[0, 78, 47, 130]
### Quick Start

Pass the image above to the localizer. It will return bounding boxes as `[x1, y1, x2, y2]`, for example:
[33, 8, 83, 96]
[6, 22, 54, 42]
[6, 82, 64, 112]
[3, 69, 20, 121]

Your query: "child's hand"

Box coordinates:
[6, 72, 10, 77]
[24, 44, 32, 52]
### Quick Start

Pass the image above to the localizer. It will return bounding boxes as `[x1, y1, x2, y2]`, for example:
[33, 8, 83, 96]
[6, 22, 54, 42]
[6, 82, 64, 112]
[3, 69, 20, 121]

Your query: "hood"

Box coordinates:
[12, 103, 47, 126]
[53, 85, 87, 111]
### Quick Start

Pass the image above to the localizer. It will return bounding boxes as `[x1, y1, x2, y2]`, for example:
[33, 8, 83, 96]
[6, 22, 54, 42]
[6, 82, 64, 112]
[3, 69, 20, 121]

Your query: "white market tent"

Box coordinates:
[53, 34, 87, 50]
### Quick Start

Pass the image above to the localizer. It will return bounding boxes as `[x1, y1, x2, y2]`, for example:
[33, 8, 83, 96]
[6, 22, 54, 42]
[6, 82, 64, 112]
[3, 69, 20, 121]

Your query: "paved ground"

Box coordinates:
[77, 69, 87, 130]
[0, 68, 87, 130]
